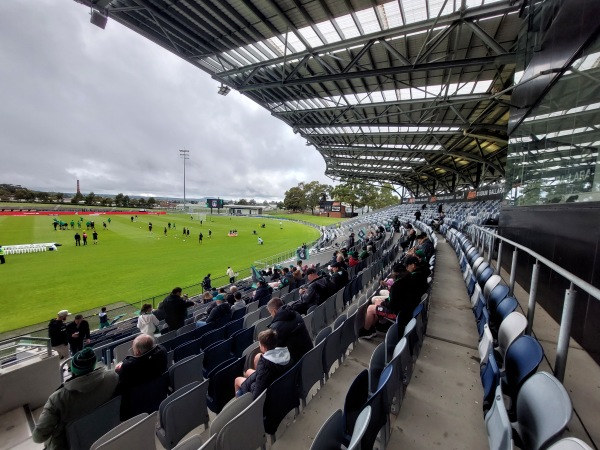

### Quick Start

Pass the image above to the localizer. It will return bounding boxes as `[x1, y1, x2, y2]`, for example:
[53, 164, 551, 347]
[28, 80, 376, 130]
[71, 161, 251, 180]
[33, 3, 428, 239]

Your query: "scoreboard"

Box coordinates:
[206, 198, 224, 208]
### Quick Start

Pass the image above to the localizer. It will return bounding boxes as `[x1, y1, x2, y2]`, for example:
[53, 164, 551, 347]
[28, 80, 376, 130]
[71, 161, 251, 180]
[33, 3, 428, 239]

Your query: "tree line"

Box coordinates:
[283, 180, 400, 214]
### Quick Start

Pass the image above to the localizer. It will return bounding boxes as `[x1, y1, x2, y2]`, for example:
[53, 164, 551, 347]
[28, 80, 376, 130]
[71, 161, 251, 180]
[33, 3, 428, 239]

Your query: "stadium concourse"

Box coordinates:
[0, 202, 598, 450]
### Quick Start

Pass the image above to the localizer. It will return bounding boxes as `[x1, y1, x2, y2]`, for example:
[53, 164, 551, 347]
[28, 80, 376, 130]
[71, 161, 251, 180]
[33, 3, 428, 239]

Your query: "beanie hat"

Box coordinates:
[415, 250, 427, 259]
[71, 347, 97, 376]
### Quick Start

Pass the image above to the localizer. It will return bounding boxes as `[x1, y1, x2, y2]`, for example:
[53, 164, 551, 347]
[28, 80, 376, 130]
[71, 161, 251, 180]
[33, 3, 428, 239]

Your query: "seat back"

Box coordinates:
[200, 327, 226, 350]
[173, 338, 202, 363]
[253, 316, 272, 340]
[347, 406, 372, 450]
[343, 369, 369, 437]
[209, 392, 254, 436]
[547, 438, 595, 450]
[216, 390, 268, 450]
[67, 396, 122, 450]
[504, 335, 544, 402]
[121, 372, 170, 420]
[497, 312, 528, 360]
[206, 357, 245, 414]
[311, 301, 328, 337]
[478, 267, 494, 288]
[488, 284, 510, 315]
[322, 323, 344, 379]
[156, 380, 209, 449]
[263, 363, 301, 435]
[485, 385, 513, 450]
[384, 322, 400, 364]
[478, 324, 493, 366]
[368, 343, 386, 395]
[361, 364, 392, 450]
[203, 339, 233, 377]
[172, 434, 203, 450]
[309, 409, 344, 450]
[169, 353, 204, 391]
[325, 295, 337, 325]
[481, 352, 500, 413]
[515, 372, 572, 450]
[484, 275, 503, 299]
[224, 317, 244, 337]
[91, 411, 158, 450]
[231, 326, 255, 358]
[298, 339, 326, 406]
[333, 313, 347, 330]
[112, 339, 135, 366]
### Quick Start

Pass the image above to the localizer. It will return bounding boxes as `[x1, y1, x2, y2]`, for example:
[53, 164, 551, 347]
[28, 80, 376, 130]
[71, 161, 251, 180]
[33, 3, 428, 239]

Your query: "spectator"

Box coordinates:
[230, 292, 247, 314]
[225, 285, 238, 305]
[98, 307, 110, 329]
[157, 287, 194, 331]
[196, 296, 231, 328]
[137, 303, 160, 335]
[291, 268, 335, 315]
[48, 310, 70, 359]
[348, 251, 360, 267]
[201, 291, 214, 304]
[32, 348, 118, 450]
[202, 274, 212, 292]
[267, 298, 313, 363]
[234, 329, 292, 399]
[292, 267, 304, 288]
[330, 262, 349, 291]
[227, 266, 235, 284]
[415, 232, 434, 262]
[215, 288, 226, 301]
[359, 257, 428, 339]
[252, 280, 273, 305]
[66, 314, 91, 355]
[115, 334, 167, 391]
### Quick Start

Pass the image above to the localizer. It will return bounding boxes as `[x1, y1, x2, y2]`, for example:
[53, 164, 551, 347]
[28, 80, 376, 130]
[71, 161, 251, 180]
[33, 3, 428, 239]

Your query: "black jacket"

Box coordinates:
[158, 294, 194, 330]
[48, 319, 68, 346]
[331, 270, 349, 292]
[206, 302, 232, 327]
[269, 308, 313, 363]
[388, 270, 429, 330]
[292, 276, 335, 315]
[66, 320, 91, 348]
[117, 345, 168, 391]
[253, 285, 273, 304]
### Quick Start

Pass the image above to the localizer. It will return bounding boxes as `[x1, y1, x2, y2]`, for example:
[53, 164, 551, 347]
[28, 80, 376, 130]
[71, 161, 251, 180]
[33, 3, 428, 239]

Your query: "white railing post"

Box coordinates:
[526, 261, 540, 335]
[509, 248, 518, 296]
[555, 284, 577, 383]
[496, 241, 503, 275]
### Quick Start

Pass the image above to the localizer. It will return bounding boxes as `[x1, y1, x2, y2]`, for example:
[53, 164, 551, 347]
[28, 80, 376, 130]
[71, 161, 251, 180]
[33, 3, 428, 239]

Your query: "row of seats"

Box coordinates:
[64, 225, 400, 449]
[445, 227, 590, 450]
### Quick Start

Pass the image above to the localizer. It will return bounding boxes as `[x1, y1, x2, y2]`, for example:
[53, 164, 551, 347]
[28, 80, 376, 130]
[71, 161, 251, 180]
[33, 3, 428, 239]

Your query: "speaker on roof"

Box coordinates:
[90, 11, 108, 29]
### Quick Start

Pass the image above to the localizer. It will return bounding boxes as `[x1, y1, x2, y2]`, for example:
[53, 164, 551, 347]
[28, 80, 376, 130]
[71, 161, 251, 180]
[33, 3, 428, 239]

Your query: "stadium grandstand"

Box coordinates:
[1, 0, 599, 449]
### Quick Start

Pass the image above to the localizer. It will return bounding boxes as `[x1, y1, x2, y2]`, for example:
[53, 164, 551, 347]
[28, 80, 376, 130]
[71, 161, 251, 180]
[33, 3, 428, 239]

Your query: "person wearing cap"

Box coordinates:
[330, 262, 349, 291]
[291, 267, 335, 315]
[348, 251, 360, 267]
[196, 295, 231, 328]
[359, 256, 428, 339]
[32, 347, 118, 450]
[252, 280, 273, 305]
[66, 314, 91, 355]
[48, 310, 70, 359]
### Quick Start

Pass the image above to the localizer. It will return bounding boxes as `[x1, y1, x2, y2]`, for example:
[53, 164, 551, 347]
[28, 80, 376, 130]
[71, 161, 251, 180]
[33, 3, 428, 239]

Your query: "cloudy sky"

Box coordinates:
[0, 0, 333, 201]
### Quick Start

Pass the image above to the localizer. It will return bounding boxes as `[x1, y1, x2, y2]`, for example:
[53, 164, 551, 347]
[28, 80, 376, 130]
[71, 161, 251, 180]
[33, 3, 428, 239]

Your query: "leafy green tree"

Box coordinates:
[331, 182, 362, 215]
[122, 195, 130, 207]
[371, 184, 401, 210]
[249, 199, 257, 205]
[85, 192, 96, 206]
[147, 197, 156, 208]
[283, 186, 307, 212]
[114, 193, 124, 207]
[302, 181, 332, 214]
[37, 192, 50, 203]
[71, 192, 84, 204]
[238, 199, 248, 205]
[137, 198, 146, 207]
[55, 192, 64, 203]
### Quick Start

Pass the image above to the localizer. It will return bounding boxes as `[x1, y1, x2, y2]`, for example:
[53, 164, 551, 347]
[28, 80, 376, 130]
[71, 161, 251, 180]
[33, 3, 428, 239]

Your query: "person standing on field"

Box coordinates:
[92, 230, 98, 244]
[227, 266, 235, 284]
[82, 232, 88, 246]
[0, 245, 5, 264]
[74, 233, 81, 246]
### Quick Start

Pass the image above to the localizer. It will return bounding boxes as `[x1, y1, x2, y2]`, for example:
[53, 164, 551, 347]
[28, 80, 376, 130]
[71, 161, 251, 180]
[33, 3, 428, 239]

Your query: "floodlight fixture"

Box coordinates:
[218, 84, 231, 96]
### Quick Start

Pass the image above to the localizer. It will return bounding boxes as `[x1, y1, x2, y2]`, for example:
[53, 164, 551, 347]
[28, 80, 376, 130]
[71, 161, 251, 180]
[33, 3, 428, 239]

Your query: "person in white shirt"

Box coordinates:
[137, 303, 160, 335]
[227, 266, 235, 283]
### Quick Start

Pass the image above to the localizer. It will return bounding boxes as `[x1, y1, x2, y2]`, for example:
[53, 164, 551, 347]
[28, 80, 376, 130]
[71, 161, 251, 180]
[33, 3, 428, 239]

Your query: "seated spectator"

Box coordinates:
[210, 287, 218, 298]
[271, 268, 281, 281]
[400, 223, 416, 250]
[196, 296, 231, 328]
[290, 268, 335, 315]
[32, 348, 119, 450]
[137, 303, 160, 335]
[292, 267, 304, 288]
[348, 251, 360, 267]
[330, 262, 349, 291]
[230, 292, 246, 314]
[234, 329, 292, 399]
[115, 334, 167, 391]
[267, 298, 313, 363]
[214, 288, 226, 301]
[252, 280, 273, 304]
[359, 246, 370, 260]
[225, 286, 238, 305]
[414, 232, 434, 262]
[201, 291, 214, 304]
[359, 257, 428, 339]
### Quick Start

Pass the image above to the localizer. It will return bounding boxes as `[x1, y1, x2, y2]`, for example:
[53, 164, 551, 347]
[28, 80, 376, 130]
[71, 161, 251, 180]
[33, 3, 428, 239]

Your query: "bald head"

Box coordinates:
[133, 334, 156, 356]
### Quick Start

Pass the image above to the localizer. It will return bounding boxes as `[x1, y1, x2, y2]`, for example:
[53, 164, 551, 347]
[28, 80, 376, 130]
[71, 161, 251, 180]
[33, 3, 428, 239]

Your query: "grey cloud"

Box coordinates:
[0, 0, 332, 200]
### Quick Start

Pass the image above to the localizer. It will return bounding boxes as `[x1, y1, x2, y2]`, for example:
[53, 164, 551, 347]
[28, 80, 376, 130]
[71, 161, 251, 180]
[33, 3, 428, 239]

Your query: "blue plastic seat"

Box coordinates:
[173, 338, 202, 363]
[492, 296, 518, 332]
[199, 326, 226, 350]
[481, 352, 500, 415]
[224, 317, 244, 337]
[384, 323, 400, 364]
[206, 357, 245, 414]
[230, 326, 255, 358]
[202, 338, 233, 378]
[478, 267, 494, 289]
[488, 284, 510, 315]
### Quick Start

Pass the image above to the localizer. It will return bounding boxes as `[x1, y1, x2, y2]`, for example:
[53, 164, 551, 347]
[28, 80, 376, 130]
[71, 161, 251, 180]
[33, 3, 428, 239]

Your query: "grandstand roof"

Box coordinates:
[78, 0, 523, 196]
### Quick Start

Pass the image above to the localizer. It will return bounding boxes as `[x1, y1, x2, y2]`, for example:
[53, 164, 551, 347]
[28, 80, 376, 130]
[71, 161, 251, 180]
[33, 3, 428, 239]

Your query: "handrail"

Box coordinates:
[472, 225, 600, 301]
[467, 224, 600, 382]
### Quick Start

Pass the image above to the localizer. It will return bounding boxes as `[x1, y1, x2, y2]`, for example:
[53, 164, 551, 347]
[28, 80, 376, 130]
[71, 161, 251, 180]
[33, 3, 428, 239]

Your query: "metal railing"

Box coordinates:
[467, 224, 600, 382]
[0, 337, 52, 368]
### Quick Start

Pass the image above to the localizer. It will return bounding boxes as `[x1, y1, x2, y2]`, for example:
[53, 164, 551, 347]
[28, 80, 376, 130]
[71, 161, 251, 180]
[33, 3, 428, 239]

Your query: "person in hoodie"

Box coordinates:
[196, 296, 231, 328]
[32, 347, 118, 450]
[137, 303, 160, 335]
[234, 329, 292, 399]
[251, 279, 273, 305]
[267, 297, 313, 363]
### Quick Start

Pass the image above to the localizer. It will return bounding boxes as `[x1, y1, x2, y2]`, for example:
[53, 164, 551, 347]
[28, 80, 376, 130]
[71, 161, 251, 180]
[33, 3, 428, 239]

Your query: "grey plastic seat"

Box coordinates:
[298, 339, 326, 407]
[325, 296, 337, 325]
[209, 393, 254, 437]
[89, 414, 147, 450]
[243, 308, 261, 330]
[322, 323, 344, 380]
[303, 313, 314, 340]
[259, 305, 271, 319]
[393, 337, 413, 390]
[311, 301, 329, 337]
[334, 289, 345, 316]
[384, 323, 400, 364]
[497, 312, 528, 361]
[215, 390, 267, 450]
[513, 372, 572, 450]
[308, 406, 371, 450]
[177, 322, 197, 336]
[198, 434, 216, 450]
[91, 411, 157, 450]
[246, 301, 258, 314]
[314, 325, 332, 346]
[485, 385, 513, 450]
[253, 317, 271, 340]
[333, 313, 347, 330]
[169, 353, 204, 391]
[112, 338, 136, 366]
[547, 438, 594, 450]
[348, 406, 371, 450]
[172, 434, 203, 450]
[368, 343, 386, 394]
[67, 395, 122, 450]
[156, 380, 210, 449]
[242, 342, 261, 372]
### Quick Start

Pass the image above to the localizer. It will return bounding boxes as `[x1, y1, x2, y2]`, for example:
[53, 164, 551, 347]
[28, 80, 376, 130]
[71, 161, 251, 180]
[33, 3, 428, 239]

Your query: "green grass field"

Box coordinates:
[0, 213, 333, 334]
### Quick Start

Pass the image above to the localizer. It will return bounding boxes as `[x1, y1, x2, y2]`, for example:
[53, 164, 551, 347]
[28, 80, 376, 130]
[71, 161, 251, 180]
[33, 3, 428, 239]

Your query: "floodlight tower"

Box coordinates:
[179, 149, 190, 213]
